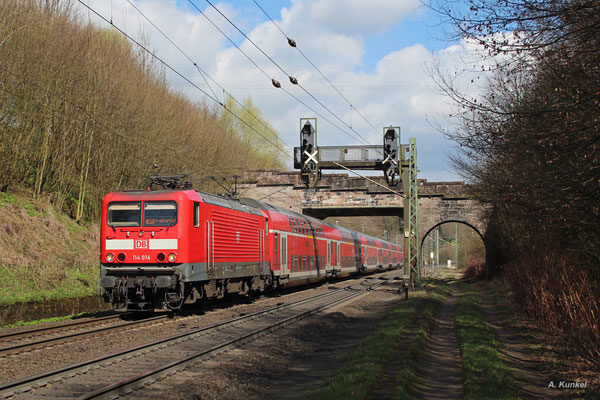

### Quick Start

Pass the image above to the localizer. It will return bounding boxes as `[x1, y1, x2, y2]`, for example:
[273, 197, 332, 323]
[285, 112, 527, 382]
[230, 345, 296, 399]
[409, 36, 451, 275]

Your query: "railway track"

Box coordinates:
[0, 315, 123, 343]
[0, 273, 397, 399]
[0, 315, 168, 356]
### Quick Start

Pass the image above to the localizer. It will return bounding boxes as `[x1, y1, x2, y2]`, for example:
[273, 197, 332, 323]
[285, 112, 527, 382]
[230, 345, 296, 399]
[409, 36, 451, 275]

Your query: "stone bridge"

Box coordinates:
[239, 170, 489, 248]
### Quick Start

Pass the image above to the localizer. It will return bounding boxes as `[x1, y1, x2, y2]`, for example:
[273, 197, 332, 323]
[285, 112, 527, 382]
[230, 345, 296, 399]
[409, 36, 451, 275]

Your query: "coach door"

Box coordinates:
[206, 220, 214, 278]
[280, 233, 288, 274]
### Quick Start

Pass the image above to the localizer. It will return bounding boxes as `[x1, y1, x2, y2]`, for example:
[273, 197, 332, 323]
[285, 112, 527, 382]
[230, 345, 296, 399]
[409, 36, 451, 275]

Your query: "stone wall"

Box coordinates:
[239, 170, 488, 240]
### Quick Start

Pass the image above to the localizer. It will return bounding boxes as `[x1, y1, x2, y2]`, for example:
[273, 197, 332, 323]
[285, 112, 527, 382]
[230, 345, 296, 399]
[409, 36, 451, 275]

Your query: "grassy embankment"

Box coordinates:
[0, 192, 98, 306]
[307, 278, 452, 400]
[454, 281, 518, 399]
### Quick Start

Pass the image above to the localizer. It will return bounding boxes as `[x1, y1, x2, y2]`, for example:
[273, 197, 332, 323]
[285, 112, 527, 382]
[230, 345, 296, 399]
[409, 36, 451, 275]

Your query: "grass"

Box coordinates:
[0, 192, 45, 217]
[454, 281, 519, 400]
[485, 280, 599, 398]
[0, 263, 99, 305]
[0, 192, 15, 207]
[395, 279, 454, 399]
[2, 312, 88, 328]
[307, 279, 450, 400]
[0, 192, 99, 306]
[1, 310, 115, 328]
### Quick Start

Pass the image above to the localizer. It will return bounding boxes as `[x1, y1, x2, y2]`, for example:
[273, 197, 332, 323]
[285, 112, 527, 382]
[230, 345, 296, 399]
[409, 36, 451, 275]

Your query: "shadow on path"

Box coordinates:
[416, 286, 465, 400]
[480, 291, 567, 399]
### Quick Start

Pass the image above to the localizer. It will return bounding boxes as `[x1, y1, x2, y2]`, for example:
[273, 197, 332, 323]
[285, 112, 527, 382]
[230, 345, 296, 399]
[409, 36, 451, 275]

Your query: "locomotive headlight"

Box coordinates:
[168, 253, 177, 262]
[106, 253, 115, 262]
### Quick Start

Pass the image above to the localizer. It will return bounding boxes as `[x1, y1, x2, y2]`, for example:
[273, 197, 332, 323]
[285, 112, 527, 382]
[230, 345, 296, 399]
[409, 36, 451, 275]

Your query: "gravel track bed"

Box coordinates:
[0, 314, 118, 337]
[0, 276, 390, 385]
[128, 280, 405, 400]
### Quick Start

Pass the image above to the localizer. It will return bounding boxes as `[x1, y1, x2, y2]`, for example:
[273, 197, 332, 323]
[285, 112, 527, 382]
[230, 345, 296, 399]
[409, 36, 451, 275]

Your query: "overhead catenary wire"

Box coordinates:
[184, 0, 274, 83]
[77, 0, 293, 161]
[124, 0, 220, 103]
[123, 0, 294, 153]
[198, 0, 383, 153]
[202, 0, 290, 80]
[184, 0, 368, 146]
[0, 67, 244, 176]
[332, 162, 404, 198]
[252, 0, 383, 136]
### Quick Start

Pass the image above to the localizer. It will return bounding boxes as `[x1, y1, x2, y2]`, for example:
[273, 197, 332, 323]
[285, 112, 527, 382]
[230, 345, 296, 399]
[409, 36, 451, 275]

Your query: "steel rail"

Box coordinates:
[0, 315, 167, 356]
[0, 274, 393, 398]
[0, 315, 124, 342]
[82, 280, 381, 399]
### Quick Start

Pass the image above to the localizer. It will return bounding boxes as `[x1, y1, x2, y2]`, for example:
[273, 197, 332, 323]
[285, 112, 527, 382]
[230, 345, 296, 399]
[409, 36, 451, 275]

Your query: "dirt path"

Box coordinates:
[480, 290, 565, 399]
[416, 285, 465, 400]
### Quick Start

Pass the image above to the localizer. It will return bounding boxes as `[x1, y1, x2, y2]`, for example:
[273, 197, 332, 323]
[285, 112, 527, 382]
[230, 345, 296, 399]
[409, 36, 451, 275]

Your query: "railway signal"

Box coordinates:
[383, 127, 400, 186]
[295, 118, 320, 187]
[293, 120, 404, 189]
[293, 119, 420, 288]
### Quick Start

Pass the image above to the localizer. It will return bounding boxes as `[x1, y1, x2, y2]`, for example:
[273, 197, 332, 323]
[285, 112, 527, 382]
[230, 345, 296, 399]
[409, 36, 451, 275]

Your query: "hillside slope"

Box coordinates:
[0, 191, 98, 305]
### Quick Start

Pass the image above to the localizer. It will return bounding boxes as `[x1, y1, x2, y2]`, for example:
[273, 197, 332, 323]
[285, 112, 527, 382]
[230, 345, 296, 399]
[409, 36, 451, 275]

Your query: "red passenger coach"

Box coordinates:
[100, 178, 403, 311]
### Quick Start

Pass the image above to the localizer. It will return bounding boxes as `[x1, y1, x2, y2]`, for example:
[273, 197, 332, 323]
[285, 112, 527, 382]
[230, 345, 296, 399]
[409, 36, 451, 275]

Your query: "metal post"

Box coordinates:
[455, 223, 458, 268]
[435, 228, 439, 273]
[403, 138, 419, 288]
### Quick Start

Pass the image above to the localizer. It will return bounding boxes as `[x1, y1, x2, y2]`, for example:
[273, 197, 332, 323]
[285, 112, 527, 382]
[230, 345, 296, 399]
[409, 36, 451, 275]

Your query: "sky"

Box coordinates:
[78, 0, 490, 182]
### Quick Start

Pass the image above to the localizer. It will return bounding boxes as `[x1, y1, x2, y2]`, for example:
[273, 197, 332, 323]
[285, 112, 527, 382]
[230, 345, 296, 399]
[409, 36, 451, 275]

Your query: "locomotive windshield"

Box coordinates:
[107, 202, 141, 227]
[143, 201, 177, 227]
[107, 201, 177, 227]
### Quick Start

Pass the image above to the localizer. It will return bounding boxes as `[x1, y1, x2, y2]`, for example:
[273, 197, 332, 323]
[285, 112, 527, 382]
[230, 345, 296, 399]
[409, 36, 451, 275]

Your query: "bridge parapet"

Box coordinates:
[240, 170, 488, 245]
[242, 170, 472, 197]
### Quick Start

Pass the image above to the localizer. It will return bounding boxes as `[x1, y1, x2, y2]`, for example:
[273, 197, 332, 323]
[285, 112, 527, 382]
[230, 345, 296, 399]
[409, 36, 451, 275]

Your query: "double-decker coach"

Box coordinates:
[99, 180, 403, 311]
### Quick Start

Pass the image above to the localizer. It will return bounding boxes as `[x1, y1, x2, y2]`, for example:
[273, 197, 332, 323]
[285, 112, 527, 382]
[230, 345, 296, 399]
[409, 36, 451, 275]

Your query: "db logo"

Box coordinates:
[135, 240, 148, 249]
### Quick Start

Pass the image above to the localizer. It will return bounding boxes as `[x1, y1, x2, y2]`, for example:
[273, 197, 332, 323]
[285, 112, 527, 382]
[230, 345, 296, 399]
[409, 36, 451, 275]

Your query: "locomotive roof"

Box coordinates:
[198, 192, 264, 217]
[239, 197, 337, 229]
[106, 190, 398, 248]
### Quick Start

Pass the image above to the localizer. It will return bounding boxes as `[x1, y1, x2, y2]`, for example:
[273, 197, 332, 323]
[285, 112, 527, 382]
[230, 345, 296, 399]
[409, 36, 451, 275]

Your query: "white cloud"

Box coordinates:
[75, 0, 495, 182]
[306, 0, 421, 34]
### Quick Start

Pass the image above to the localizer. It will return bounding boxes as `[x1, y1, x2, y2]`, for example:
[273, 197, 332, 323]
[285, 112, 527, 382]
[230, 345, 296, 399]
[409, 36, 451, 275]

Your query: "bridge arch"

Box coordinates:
[419, 220, 486, 271]
[420, 219, 484, 250]
[239, 170, 490, 272]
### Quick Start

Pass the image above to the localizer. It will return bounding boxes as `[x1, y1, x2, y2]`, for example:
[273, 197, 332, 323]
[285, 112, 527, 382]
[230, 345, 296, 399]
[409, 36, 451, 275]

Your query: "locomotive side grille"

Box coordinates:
[212, 209, 260, 261]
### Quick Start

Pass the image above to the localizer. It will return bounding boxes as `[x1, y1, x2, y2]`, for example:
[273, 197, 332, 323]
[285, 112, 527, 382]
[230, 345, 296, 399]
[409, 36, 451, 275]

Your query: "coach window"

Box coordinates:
[193, 202, 200, 228]
[274, 233, 279, 252]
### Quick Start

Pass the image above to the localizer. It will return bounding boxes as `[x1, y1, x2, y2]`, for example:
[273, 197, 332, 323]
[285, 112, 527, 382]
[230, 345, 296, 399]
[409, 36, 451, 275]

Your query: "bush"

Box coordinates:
[462, 258, 486, 280]
[505, 249, 600, 365]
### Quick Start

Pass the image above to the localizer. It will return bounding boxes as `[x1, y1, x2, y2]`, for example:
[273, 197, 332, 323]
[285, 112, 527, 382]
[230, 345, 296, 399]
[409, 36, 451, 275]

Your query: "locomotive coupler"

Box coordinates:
[135, 279, 145, 300]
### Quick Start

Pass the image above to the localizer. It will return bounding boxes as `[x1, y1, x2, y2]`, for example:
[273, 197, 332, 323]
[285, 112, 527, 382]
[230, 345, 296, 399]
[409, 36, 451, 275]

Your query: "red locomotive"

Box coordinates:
[100, 176, 403, 310]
